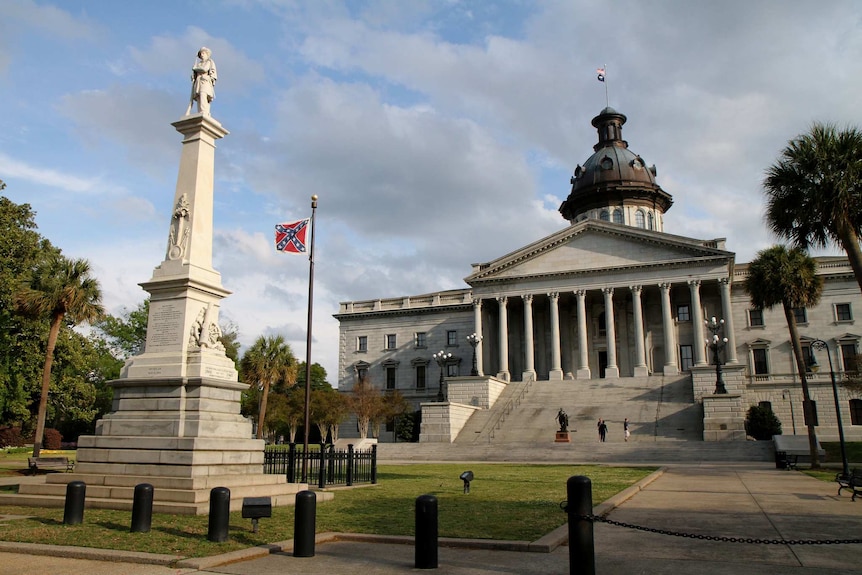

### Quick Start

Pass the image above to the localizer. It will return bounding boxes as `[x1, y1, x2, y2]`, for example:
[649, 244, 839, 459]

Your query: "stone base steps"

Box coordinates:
[379, 439, 775, 464]
[1, 473, 315, 515]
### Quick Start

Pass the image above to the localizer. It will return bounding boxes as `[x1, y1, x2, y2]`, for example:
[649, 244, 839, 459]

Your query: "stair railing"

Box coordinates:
[487, 376, 533, 442]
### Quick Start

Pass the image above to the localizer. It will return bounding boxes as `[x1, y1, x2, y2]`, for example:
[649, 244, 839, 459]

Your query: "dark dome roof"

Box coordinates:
[559, 108, 673, 222]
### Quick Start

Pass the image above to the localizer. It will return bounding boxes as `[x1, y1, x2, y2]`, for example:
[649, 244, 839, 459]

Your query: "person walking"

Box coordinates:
[598, 420, 608, 442]
[624, 418, 630, 442]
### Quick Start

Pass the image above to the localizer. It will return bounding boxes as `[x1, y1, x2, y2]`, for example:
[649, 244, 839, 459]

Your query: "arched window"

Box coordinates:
[600, 209, 610, 221]
[613, 209, 624, 224]
[635, 209, 646, 228]
[647, 211, 655, 230]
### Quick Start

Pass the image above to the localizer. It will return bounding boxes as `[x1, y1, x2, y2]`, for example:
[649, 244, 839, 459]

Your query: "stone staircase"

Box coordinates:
[381, 374, 774, 464]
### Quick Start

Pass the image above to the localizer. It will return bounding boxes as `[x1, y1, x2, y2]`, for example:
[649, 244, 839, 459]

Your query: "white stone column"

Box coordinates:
[602, 288, 619, 378]
[631, 285, 648, 376]
[688, 280, 707, 366]
[473, 298, 484, 376]
[496, 296, 510, 381]
[522, 294, 536, 381]
[549, 292, 563, 380]
[719, 278, 738, 363]
[659, 282, 679, 375]
[576, 290, 591, 379]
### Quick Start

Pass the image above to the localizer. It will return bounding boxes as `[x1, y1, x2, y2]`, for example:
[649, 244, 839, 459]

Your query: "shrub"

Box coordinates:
[0, 426, 24, 448]
[43, 428, 63, 450]
[745, 405, 782, 440]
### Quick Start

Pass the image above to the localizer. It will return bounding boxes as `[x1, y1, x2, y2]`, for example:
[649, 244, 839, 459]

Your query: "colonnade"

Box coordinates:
[470, 278, 737, 381]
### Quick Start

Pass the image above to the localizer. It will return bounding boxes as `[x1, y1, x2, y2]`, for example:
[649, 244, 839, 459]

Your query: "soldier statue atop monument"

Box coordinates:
[185, 47, 217, 116]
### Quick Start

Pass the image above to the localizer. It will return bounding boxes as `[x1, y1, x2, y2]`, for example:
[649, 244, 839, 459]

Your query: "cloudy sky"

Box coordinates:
[1, 0, 859, 385]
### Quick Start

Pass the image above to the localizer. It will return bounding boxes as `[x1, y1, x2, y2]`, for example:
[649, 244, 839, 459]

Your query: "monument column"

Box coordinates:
[472, 298, 484, 376]
[631, 286, 648, 376]
[660, 282, 679, 375]
[496, 296, 510, 381]
[720, 278, 738, 363]
[522, 294, 536, 381]
[602, 288, 619, 378]
[689, 280, 707, 365]
[549, 292, 563, 380]
[575, 290, 591, 379]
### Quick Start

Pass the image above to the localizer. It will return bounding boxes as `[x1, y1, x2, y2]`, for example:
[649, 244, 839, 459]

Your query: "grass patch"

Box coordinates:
[0, 463, 652, 557]
[821, 442, 862, 466]
[0, 450, 76, 478]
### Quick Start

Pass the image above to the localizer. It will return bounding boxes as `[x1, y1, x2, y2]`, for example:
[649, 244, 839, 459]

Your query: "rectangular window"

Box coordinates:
[752, 348, 769, 375]
[357, 336, 367, 352]
[447, 364, 458, 377]
[758, 401, 773, 412]
[836, 303, 853, 322]
[748, 309, 764, 327]
[385, 367, 396, 390]
[842, 343, 858, 372]
[416, 365, 426, 390]
[357, 368, 368, 381]
[385, 334, 397, 350]
[679, 345, 693, 371]
[447, 330, 457, 346]
[415, 332, 427, 348]
[385, 418, 395, 432]
[677, 304, 691, 322]
[803, 399, 818, 427]
[793, 307, 807, 325]
[850, 399, 862, 426]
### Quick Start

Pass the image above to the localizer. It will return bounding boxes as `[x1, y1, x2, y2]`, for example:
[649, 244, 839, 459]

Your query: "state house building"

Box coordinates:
[334, 107, 862, 443]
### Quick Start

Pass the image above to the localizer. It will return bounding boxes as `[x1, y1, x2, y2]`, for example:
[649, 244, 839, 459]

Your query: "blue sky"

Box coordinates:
[2, 0, 860, 384]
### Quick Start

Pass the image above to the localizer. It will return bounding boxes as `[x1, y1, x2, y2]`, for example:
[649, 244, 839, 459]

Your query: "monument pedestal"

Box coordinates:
[555, 431, 571, 443]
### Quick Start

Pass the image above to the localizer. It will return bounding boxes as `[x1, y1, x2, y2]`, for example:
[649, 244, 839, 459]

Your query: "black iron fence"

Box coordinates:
[263, 443, 378, 488]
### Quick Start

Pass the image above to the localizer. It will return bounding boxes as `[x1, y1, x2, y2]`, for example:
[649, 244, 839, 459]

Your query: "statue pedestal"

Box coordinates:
[555, 431, 571, 443]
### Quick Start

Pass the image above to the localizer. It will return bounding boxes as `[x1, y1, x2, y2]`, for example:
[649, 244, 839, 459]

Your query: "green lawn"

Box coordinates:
[0, 463, 653, 558]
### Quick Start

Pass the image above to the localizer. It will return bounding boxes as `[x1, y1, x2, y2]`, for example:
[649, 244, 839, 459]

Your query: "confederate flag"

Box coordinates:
[275, 219, 310, 253]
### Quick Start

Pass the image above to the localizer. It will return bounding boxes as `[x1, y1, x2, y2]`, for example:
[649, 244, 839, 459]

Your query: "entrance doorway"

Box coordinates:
[598, 351, 608, 378]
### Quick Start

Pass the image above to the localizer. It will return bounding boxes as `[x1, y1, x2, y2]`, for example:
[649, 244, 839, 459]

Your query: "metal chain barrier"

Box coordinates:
[560, 502, 862, 546]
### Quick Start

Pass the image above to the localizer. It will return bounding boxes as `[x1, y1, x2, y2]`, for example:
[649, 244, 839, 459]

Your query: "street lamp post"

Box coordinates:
[466, 333, 482, 376]
[705, 317, 728, 394]
[432, 350, 452, 402]
[809, 339, 850, 477]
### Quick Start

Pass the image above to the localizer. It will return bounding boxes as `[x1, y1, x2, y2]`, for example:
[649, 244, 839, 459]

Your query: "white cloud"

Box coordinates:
[0, 152, 99, 193]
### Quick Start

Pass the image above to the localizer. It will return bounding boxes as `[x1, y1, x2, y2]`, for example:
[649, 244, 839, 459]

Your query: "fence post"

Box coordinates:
[318, 442, 327, 489]
[208, 487, 231, 542]
[566, 475, 595, 575]
[371, 444, 378, 484]
[130, 483, 154, 533]
[294, 490, 316, 557]
[415, 494, 438, 569]
[346, 444, 354, 486]
[63, 481, 86, 525]
[287, 443, 296, 483]
[327, 444, 335, 483]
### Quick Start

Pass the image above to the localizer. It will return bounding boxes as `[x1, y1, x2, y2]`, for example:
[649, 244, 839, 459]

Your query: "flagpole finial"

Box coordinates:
[311, 194, 318, 208]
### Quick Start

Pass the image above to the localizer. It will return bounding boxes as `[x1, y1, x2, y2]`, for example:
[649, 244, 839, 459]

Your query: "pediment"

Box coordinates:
[466, 221, 733, 284]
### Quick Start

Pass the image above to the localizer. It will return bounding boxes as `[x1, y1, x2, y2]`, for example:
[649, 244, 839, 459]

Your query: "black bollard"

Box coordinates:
[63, 481, 86, 525]
[294, 490, 317, 557]
[130, 483, 154, 533]
[415, 494, 438, 569]
[566, 475, 595, 575]
[207, 487, 231, 542]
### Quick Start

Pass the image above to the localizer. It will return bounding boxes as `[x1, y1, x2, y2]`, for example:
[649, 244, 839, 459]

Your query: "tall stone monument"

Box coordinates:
[13, 49, 304, 514]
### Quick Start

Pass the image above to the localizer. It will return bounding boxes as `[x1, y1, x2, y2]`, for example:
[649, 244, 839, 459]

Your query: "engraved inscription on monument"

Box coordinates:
[148, 303, 183, 350]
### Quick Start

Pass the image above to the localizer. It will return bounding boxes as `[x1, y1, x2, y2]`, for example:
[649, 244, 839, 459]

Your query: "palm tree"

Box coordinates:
[764, 123, 862, 293]
[15, 255, 104, 457]
[744, 245, 823, 467]
[239, 335, 296, 440]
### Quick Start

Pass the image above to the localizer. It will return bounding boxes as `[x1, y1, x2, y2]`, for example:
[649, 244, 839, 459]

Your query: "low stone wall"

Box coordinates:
[419, 402, 481, 443]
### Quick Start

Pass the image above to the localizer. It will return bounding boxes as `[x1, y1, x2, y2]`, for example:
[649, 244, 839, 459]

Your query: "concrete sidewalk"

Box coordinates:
[1, 463, 861, 574]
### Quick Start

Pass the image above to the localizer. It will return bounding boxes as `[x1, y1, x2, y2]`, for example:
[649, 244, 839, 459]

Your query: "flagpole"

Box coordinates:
[300, 194, 317, 483]
[604, 63, 609, 107]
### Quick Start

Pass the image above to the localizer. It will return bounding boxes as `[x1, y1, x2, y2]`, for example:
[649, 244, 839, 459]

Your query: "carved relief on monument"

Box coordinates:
[167, 193, 190, 261]
[189, 303, 225, 351]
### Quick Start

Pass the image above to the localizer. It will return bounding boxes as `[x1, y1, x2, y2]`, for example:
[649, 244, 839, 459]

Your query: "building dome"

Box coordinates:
[559, 108, 673, 230]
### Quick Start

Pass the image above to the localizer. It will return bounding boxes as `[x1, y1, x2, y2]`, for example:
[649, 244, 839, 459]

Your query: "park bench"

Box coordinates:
[836, 468, 862, 501]
[27, 456, 74, 475]
[775, 451, 799, 470]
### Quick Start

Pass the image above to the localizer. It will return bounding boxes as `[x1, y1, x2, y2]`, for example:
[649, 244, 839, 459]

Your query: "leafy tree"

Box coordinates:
[764, 123, 862, 293]
[295, 362, 331, 391]
[745, 404, 782, 440]
[348, 377, 386, 439]
[372, 390, 409, 439]
[219, 321, 241, 366]
[15, 255, 104, 456]
[395, 410, 421, 442]
[95, 299, 149, 359]
[309, 388, 348, 443]
[239, 335, 297, 440]
[744, 245, 823, 466]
